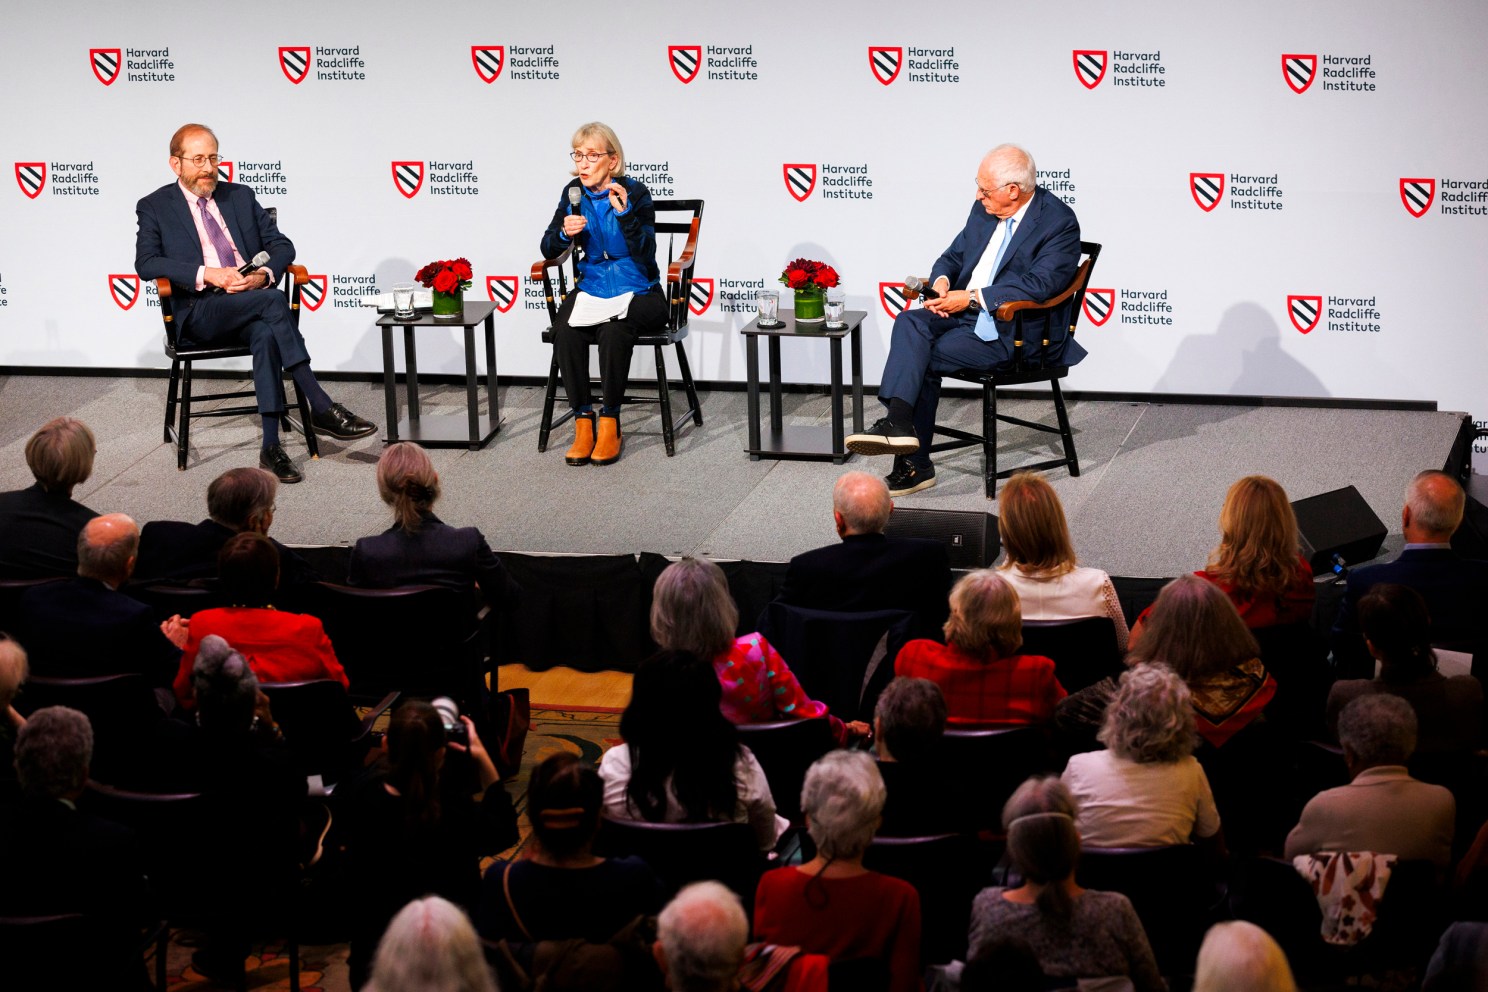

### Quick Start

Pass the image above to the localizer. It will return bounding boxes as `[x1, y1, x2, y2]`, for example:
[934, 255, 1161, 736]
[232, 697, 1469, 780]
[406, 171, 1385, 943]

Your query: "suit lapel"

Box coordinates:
[217, 185, 253, 260]
[164, 185, 205, 267]
[995, 191, 1043, 279]
[961, 209, 996, 286]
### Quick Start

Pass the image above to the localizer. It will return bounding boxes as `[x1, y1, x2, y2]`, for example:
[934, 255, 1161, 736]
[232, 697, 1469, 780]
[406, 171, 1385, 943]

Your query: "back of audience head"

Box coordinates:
[76, 512, 139, 587]
[218, 531, 280, 606]
[1003, 776, 1081, 920]
[192, 634, 259, 732]
[1099, 663, 1197, 764]
[25, 416, 95, 497]
[0, 632, 29, 714]
[207, 466, 277, 533]
[1358, 583, 1436, 679]
[1337, 693, 1417, 772]
[1129, 574, 1259, 681]
[997, 471, 1077, 574]
[528, 752, 603, 861]
[1207, 475, 1300, 597]
[650, 556, 737, 660]
[15, 705, 92, 800]
[386, 700, 447, 827]
[874, 676, 946, 763]
[655, 881, 748, 992]
[833, 470, 892, 536]
[378, 442, 442, 534]
[801, 749, 886, 861]
[1404, 469, 1464, 541]
[1193, 920, 1297, 992]
[944, 569, 1023, 659]
[365, 895, 497, 992]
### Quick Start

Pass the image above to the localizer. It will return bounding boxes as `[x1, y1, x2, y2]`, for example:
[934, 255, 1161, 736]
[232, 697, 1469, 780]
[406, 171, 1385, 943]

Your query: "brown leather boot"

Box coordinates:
[565, 412, 596, 465]
[592, 414, 623, 466]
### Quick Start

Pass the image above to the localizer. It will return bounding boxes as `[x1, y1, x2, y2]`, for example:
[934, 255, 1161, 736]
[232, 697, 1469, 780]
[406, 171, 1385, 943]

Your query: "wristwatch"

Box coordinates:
[966, 291, 982, 315]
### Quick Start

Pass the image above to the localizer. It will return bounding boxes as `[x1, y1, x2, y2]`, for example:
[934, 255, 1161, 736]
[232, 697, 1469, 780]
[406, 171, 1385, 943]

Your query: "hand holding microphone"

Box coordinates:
[562, 186, 586, 238]
[903, 274, 942, 300]
[207, 251, 272, 294]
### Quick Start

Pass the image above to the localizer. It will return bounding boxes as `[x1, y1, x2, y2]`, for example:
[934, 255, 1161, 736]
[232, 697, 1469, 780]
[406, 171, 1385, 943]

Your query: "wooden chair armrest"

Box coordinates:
[155, 277, 172, 299]
[285, 264, 308, 285]
[530, 245, 575, 281]
[665, 217, 702, 283]
[993, 258, 1093, 322]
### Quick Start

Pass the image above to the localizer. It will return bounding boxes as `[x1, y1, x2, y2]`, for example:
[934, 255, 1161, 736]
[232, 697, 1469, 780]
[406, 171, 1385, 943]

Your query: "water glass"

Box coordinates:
[824, 288, 846, 327]
[756, 289, 779, 326]
[392, 282, 417, 319]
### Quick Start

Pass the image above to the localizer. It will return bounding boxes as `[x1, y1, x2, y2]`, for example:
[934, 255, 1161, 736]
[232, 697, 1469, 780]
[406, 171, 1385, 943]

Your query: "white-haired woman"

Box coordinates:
[364, 896, 497, 992]
[1193, 921, 1297, 992]
[753, 750, 921, 992]
[1061, 663, 1223, 850]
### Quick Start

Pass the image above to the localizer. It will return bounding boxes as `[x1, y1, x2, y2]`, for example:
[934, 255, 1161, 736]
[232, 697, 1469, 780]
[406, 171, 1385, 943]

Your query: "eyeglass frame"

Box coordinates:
[174, 154, 224, 167]
[569, 149, 615, 164]
[975, 180, 1021, 200]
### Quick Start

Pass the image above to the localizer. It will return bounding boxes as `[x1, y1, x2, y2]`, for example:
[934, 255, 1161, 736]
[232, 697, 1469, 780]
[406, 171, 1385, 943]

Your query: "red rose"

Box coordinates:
[785, 267, 809, 288]
[432, 269, 459, 294]
[453, 259, 473, 281]
[815, 266, 839, 288]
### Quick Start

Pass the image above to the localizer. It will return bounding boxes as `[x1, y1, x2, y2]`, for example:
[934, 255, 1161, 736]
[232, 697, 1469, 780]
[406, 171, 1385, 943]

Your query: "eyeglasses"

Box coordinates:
[570, 150, 613, 163]
[176, 154, 223, 167]
[975, 181, 1019, 199]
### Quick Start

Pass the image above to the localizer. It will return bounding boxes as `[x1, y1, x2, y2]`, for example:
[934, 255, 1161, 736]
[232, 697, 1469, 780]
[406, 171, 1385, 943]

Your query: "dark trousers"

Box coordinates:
[183, 287, 312, 415]
[552, 287, 668, 411]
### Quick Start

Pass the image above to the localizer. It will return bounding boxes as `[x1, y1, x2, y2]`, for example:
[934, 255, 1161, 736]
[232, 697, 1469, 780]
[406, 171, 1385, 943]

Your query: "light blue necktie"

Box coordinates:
[973, 217, 1015, 342]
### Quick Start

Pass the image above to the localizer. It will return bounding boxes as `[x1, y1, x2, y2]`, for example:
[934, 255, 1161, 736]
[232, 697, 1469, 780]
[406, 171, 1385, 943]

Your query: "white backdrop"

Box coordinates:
[2, 0, 1485, 462]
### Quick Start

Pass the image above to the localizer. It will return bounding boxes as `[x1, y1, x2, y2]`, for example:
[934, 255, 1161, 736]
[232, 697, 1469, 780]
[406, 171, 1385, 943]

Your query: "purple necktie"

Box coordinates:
[196, 196, 240, 268]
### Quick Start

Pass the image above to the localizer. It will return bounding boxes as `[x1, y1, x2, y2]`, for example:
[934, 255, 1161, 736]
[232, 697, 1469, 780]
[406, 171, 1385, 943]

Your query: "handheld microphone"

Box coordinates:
[239, 251, 270, 276]
[567, 187, 582, 216]
[904, 274, 941, 300]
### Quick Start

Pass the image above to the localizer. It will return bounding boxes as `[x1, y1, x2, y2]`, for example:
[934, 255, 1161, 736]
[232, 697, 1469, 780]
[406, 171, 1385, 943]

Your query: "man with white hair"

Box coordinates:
[655, 881, 750, 992]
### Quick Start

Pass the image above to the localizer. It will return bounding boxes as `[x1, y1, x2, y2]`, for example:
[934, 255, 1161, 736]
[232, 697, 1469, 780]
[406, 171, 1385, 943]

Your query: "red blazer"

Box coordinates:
[173, 606, 348, 707]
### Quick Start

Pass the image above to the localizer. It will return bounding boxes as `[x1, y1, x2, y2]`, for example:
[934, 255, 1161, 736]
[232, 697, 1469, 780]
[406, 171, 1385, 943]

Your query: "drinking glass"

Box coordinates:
[392, 282, 417, 320]
[756, 289, 779, 326]
[824, 288, 846, 327]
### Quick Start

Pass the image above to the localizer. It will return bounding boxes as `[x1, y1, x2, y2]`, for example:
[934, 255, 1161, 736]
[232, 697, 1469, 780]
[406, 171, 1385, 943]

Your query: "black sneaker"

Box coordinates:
[846, 417, 920, 456]
[885, 458, 936, 497]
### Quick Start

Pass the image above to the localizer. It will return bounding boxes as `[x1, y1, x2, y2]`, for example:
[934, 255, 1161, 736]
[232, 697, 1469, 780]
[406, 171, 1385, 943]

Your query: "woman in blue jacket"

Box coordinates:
[540, 121, 665, 466]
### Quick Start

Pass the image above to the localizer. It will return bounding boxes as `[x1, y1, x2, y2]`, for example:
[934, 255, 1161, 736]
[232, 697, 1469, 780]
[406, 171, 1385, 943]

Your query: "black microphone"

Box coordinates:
[239, 251, 270, 276]
[567, 187, 582, 216]
[904, 274, 941, 300]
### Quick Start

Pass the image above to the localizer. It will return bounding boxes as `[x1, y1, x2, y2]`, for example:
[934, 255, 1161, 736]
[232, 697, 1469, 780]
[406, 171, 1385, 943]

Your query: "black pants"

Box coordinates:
[552, 287, 668, 411]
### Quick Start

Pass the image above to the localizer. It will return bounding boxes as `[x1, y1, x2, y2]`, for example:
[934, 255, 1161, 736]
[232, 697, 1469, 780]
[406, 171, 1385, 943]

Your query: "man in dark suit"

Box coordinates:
[0, 417, 99, 578]
[135, 122, 375, 484]
[847, 144, 1083, 497]
[1332, 470, 1488, 678]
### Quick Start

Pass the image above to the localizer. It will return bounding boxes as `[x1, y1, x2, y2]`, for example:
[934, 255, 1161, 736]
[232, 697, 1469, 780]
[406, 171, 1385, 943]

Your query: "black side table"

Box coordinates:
[742, 309, 866, 463]
[377, 300, 503, 449]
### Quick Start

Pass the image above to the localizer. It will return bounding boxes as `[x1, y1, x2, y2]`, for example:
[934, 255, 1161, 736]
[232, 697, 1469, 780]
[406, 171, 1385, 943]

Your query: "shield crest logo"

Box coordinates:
[279, 46, 311, 84]
[1282, 54, 1317, 94]
[392, 162, 425, 199]
[299, 275, 327, 312]
[109, 274, 140, 311]
[15, 163, 45, 199]
[486, 276, 519, 313]
[1082, 288, 1114, 327]
[783, 164, 817, 202]
[1399, 177, 1435, 218]
[90, 48, 121, 86]
[217, 161, 234, 184]
[869, 47, 902, 86]
[879, 282, 909, 320]
[688, 278, 714, 316]
[1190, 173, 1225, 212]
[472, 46, 504, 83]
[669, 45, 701, 84]
[1073, 50, 1107, 89]
[1287, 295, 1322, 334]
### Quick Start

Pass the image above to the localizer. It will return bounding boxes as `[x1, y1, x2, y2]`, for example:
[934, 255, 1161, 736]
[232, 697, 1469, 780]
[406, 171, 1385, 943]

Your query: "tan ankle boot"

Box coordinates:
[592, 414, 623, 465]
[565, 413, 596, 465]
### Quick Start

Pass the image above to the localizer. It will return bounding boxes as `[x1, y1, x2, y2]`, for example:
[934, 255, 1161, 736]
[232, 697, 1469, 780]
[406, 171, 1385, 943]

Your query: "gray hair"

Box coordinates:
[15, 706, 93, 799]
[0, 634, 28, 711]
[1098, 663, 1197, 764]
[1404, 469, 1464, 537]
[650, 557, 737, 660]
[874, 676, 946, 763]
[986, 144, 1038, 190]
[76, 513, 139, 585]
[206, 467, 277, 531]
[801, 749, 886, 860]
[1193, 921, 1298, 992]
[364, 896, 497, 992]
[657, 881, 748, 992]
[192, 634, 259, 730]
[1337, 693, 1417, 768]
[833, 471, 892, 534]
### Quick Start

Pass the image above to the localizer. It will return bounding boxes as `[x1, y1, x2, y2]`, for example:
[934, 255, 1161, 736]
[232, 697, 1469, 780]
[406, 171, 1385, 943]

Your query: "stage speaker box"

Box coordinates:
[1291, 485, 1387, 573]
[884, 507, 999, 570]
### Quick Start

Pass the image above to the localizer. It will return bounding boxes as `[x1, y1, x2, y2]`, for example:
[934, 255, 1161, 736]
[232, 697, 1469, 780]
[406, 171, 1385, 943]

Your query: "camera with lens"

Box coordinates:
[431, 696, 469, 747]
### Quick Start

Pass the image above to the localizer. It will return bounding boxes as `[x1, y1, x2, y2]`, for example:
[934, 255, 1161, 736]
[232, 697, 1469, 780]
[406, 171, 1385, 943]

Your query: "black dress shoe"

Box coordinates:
[310, 402, 377, 441]
[260, 443, 304, 484]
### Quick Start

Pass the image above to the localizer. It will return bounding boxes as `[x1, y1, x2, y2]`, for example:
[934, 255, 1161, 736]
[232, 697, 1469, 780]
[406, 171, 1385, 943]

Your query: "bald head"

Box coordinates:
[834, 471, 892, 536]
[77, 513, 140, 587]
[1402, 470, 1464, 542]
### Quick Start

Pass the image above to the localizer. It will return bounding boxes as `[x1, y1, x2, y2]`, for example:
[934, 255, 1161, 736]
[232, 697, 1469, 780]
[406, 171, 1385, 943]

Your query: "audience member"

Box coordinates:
[1332, 470, 1488, 678]
[478, 752, 663, 944]
[656, 881, 751, 992]
[652, 556, 868, 746]
[169, 532, 348, 707]
[600, 650, 783, 850]
[1193, 921, 1297, 992]
[968, 776, 1165, 992]
[0, 416, 99, 578]
[1195, 476, 1314, 628]
[1061, 663, 1223, 849]
[996, 470, 1128, 650]
[364, 896, 498, 992]
[0, 633, 28, 804]
[16, 512, 181, 685]
[1421, 922, 1488, 992]
[753, 750, 922, 992]
[872, 676, 973, 836]
[895, 569, 1065, 726]
[1285, 694, 1455, 870]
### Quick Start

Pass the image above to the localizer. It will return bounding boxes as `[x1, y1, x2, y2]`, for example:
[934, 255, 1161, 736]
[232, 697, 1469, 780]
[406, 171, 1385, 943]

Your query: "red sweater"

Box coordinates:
[173, 606, 349, 707]
[895, 641, 1065, 726]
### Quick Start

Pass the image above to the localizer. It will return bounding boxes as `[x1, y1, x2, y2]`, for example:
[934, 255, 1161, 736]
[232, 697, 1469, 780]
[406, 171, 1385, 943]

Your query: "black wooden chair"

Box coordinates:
[736, 717, 836, 825]
[123, 579, 225, 624]
[595, 816, 764, 908]
[1019, 616, 1123, 694]
[1078, 844, 1225, 977]
[259, 679, 399, 786]
[759, 603, 914, 722]
[17, 673, 163, 786]
[531, 198, 704, 456]
[864, 832, 986, 964]
[0, 575, 64, 632]
[935, 726, 1052, 831]
[910, 241, 1101, 498]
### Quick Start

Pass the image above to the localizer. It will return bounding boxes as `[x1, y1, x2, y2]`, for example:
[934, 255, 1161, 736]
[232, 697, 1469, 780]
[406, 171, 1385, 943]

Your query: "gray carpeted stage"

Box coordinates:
[0, 372, 1468, 578]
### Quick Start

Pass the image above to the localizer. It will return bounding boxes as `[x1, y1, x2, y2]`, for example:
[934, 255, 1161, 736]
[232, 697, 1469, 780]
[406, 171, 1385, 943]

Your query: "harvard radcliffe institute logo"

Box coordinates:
[89, 48, 121, 86]
[1287, 294, 1322, 334]
[109, 274, 140, 310]
[869, 47, 902, 86]
[1073, 50, 1107, 89]
[669, 45, 701, 84]
[392, 162, 425, 198]
[783, 164, 817, 202]
[879, 282, 908, 319]
[1190, 173, 1225, 212]
[300, 275, 327, 311]
[1282, 54, 1317, 94]
[1399, 178, 1435, 218]
[472, 46, 504, 83]
[486, 276, 518, 313]
[217, 161, 234, 184]
[1082, 288, 1114, 326]
[278, 46, 311, 84]
[15, 163, 45, 199]
[688, 278, 714, 316]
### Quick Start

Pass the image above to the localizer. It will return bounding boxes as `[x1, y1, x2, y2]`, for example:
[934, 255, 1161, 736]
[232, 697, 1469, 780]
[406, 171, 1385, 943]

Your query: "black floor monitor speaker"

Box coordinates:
[884, 507, 1000, 570]
[1291, 485, 1388, 573]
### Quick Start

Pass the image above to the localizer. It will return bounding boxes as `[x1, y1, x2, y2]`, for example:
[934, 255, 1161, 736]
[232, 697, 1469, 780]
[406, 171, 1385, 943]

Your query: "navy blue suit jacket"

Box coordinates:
[348, 514, 520, 613]
[0, 483, 98, 579]
[767, 533, 952, 641]
[929, 188, 1085, 365]
[134, 180, 295, 331]
[16, 577, 182, 686]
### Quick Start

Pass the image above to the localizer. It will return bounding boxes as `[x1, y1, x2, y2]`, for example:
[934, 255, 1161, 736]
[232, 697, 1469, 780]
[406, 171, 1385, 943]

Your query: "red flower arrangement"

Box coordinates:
[415, 257, 474, 295]
[779, 257, 840, 291]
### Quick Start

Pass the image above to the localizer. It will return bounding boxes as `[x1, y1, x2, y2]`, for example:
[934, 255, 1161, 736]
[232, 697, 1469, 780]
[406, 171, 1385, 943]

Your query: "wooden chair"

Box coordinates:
[758, 603, 914, 722]
[17, 673, 163, 786]
[910, 241, 1101, 498]
[595, 816, 764, 908]
[531, 198, 704, 456]
[935, 726, 1052, 831]
[736, 717, 836, 825]
[0, 575, 64, 632]
[864, 832, 986, 964]
[1078, 844, 1224, 976]
[259, 679, 399, 786]
[1020, 617, 1123, 694]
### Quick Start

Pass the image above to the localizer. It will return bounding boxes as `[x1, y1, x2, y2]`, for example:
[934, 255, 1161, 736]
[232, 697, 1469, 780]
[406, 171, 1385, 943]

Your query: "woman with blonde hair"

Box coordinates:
[997, 471, 1129, 650]
[1197, 475, 1313, 628]
[895, 569, 1065, 725]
